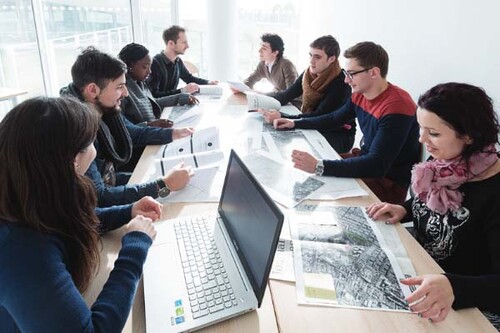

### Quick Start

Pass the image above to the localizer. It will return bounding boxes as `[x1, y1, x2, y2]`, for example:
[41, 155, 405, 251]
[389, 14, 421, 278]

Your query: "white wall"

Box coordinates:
[295, 0, 500, 116]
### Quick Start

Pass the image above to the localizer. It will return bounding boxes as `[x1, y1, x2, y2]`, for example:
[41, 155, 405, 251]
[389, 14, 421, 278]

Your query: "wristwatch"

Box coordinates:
[314, 160, 324, 176]
[156, 178, 171, 198]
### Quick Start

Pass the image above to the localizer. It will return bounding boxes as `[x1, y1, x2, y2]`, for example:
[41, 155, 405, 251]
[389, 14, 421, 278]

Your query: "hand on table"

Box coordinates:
[132, 196, 162, 221]
[401, 274, 455, 322]
[126, 215, 157, 240]
[172, 127, 195, 140]
[291, 149, 317, 173]
[366, 203, 407, 224]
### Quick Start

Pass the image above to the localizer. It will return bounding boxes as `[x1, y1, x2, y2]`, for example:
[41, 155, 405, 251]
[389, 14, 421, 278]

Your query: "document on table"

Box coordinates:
[242, 151, 325, 208]
[196, 85, 223, 96]
[149, 127, 227, 202]
[227, 81, 252, 93]
[289, 204, 415, 312]
[161, 165, 226, 203]
[163, 105, 204, 128]
[246, 92, 281, 110]
[262, 129, 368, 200]
[156, 126, 219, 159]
[270, 238, 296, 282]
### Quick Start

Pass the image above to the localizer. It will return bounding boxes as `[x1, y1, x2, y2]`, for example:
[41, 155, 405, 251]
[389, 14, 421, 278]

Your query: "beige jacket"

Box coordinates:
[244, 57, 298, 92]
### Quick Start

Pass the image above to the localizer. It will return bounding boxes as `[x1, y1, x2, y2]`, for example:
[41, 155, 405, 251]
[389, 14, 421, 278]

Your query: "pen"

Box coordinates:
[247, 110, 258, 113]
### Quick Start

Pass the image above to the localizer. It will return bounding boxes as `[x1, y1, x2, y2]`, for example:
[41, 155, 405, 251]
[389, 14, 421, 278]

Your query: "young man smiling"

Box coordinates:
[61, 47, 194, 207]
[274, 41, 420, 204]
[260, 35, 354, 154]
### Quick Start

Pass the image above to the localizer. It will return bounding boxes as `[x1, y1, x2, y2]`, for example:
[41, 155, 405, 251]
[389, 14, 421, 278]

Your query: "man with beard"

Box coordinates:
[147, 25, 218, 97]
[61, 47, 194, 207]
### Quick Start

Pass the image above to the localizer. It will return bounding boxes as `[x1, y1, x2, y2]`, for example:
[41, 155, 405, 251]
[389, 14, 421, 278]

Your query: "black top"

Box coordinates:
[269, 70, 355, 137]
[403, 171, 500, 314]
[147, 52, 208, 97]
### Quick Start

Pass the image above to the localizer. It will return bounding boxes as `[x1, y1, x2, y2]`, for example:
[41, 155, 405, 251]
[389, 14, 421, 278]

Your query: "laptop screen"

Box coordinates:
[218, 150, 284, 306]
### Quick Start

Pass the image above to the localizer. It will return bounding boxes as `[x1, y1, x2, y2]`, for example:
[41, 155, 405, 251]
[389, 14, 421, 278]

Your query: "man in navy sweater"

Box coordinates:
[61, 47, 194, 207]
[274, 42, 420, 204]
[148, 25, 218, 97]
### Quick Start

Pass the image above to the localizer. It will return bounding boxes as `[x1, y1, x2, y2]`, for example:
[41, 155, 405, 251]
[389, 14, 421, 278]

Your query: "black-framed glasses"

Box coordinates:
[342, 68, 372, 80]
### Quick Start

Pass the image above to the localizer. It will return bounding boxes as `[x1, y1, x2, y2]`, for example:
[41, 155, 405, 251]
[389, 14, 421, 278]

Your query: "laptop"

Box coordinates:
[143, 149, 284, 332]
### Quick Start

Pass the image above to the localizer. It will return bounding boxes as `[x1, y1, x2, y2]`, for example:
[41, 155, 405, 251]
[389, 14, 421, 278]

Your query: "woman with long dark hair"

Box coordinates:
[0, 97, 156, 332]
[367, 83, 500, 328]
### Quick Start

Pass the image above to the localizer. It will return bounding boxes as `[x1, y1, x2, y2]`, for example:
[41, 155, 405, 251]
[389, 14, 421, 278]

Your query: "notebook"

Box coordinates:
[143, 149, 284, 332]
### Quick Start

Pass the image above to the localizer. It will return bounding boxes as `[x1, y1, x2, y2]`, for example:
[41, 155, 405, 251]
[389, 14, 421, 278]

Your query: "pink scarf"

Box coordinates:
[411, 144, 498, 214]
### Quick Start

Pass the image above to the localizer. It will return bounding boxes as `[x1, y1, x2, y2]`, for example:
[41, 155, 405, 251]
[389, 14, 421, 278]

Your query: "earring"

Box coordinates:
[128, 67, 133, 73]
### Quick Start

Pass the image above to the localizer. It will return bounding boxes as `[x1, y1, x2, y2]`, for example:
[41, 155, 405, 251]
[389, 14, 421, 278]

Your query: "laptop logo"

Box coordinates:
[170, 299, 185, 326]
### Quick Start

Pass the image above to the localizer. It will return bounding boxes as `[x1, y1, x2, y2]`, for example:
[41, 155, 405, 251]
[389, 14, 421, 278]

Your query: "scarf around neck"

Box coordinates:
[60, 83, 133, 166]
[411, 144, 498, 214]
[301, 60, 341, 113]
[97, 112, 133, 167]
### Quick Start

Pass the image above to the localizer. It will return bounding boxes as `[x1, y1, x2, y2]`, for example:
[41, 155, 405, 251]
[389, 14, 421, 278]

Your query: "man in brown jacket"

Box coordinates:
[242, 33, 298, 93]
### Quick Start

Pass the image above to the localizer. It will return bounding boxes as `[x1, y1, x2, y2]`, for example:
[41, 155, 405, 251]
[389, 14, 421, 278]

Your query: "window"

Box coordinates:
[0, 0, 44, 99]
[141, 0, 173, 54]
[236, 0, 301, 85]
[179, 0, 207, 77]
[41, 0, 133, 94]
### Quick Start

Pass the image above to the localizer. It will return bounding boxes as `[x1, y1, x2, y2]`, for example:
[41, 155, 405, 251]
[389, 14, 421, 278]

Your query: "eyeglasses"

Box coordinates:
[342, 68, 372, 80]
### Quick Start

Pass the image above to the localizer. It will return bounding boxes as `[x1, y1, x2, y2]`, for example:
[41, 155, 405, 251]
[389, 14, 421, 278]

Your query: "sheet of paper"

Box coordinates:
[261, 130, 367, 201]
[160, 166, 225, 203]
[156, 126, 220, 159]
[156, 150, 225, 174]
[270, 238, 296, 282]
[290, 205, 414, 312]
[246, 92, 281, 110]
[242, 151, 325, 208]
[197, 85, 223, 96]
[227, 81, 252, 93]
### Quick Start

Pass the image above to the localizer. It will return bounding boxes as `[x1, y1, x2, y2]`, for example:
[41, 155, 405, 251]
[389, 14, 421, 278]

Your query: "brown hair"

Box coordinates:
[162, 25, 186, 45]
[310, 35, 340, 58]
[0, 97, 100, 291]
[344, 42, 389, 78]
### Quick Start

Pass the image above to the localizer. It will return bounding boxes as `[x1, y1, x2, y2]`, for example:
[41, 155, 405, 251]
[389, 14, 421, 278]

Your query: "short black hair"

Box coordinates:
[310, 35, 340, 58]
[261, 33, 285, 59]
[118, 43, 149, 68]
[344, 42, 389, 78]
[71, 46, 126, 90]
[162, 25, 186, 45]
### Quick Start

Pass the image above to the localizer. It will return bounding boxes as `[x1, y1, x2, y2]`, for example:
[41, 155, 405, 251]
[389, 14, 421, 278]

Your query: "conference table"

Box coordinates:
[84, 88, 496, 332]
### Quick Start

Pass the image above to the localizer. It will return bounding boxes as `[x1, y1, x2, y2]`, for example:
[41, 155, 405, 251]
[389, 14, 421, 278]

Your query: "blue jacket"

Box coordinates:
[0, 223, 152, 332]
[95, 204, 132, 233]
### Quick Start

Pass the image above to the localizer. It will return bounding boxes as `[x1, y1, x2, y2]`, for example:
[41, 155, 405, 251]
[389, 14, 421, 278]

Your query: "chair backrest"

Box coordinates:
[183, 60, 199, 76]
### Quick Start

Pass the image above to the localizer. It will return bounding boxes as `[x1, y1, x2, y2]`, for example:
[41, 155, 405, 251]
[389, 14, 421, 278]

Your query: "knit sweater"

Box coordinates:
[402, 171, 500, 314]
[0, 223, 152, 332]
[295, 83, 419, 187]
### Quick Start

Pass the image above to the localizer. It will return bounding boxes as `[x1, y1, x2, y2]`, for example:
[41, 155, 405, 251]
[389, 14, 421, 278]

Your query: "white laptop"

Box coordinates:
[143, 149, 284, 332]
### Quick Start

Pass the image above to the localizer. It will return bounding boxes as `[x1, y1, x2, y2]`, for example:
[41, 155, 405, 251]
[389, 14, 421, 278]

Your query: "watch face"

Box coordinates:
[315, 165, 324, 176]
[158, 186, 171, 198]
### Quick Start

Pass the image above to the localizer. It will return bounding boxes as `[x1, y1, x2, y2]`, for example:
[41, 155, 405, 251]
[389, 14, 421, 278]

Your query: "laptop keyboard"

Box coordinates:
[174, 216, 239, 319]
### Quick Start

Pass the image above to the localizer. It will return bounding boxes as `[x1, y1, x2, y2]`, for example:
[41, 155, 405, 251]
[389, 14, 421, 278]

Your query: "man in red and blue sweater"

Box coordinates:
[274, 42, 419, 204]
